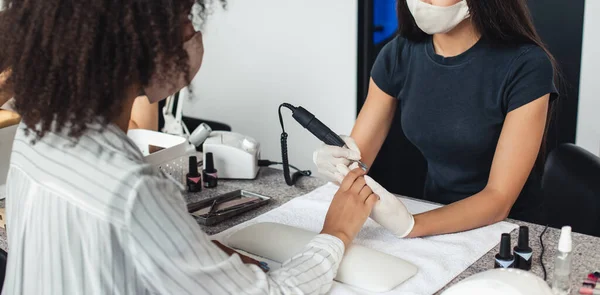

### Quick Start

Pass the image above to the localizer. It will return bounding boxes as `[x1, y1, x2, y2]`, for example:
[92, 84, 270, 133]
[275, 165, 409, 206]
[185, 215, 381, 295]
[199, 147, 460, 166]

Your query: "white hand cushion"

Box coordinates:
[226, 222, 418, 293]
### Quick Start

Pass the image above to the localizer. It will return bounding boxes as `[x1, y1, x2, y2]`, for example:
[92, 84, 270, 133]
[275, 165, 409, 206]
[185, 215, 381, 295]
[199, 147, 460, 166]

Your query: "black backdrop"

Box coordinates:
[356, 0, 586, 198]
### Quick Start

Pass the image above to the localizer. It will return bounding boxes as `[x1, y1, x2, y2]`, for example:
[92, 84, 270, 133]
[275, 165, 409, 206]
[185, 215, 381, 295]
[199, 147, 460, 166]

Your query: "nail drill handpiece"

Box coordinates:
[290, 105, 368, 171]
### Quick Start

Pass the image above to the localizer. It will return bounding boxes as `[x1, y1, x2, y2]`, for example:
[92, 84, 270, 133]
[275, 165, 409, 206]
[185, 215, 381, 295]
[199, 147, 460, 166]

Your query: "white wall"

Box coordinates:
[186, 0, 358, 172]
[576, 0, 600, 156]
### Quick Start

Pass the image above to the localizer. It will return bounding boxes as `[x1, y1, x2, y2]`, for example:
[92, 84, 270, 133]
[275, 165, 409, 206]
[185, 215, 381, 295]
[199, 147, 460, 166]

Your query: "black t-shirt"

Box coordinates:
[371, 36, 557, 220]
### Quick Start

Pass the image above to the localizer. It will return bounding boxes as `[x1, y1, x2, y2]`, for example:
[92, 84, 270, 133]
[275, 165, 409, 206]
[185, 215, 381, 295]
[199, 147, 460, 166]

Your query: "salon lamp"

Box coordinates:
[161, 90, 189, 137]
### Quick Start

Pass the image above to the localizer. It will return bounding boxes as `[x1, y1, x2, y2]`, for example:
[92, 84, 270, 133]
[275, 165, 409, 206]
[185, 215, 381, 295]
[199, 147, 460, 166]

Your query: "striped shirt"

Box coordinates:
[3, 122, 345, 295]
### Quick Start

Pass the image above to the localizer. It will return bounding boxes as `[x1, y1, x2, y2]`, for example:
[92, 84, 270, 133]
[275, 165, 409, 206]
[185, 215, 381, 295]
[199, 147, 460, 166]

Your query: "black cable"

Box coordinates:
[540, 224, 549, 281]
[277, 103, 312, 186]
[258, 160, 311, 177]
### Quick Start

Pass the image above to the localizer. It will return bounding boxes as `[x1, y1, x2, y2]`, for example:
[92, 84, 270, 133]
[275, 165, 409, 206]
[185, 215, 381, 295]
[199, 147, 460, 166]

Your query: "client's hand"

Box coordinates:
[321, 167, 378, 249]
[211, 240, 269, 272]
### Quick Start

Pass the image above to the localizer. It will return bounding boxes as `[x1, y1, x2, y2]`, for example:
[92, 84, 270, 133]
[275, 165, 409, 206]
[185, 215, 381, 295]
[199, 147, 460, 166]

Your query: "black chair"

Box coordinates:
[0, 249, 6, 292]
[543, 143, 600, 237]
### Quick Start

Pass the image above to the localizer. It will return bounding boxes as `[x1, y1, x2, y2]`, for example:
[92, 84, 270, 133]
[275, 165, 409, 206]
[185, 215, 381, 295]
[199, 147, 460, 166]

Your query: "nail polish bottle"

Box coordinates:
[203, 152, 218, 188]
[514, 226, 533, 270]
[186, 156, 202, 193]
[494, 233, 515, 269]
[578, 286, 600, 295]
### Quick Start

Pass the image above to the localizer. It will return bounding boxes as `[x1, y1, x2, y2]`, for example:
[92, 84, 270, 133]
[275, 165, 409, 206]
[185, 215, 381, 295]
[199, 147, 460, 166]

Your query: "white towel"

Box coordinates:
[212, 183, 518, 295]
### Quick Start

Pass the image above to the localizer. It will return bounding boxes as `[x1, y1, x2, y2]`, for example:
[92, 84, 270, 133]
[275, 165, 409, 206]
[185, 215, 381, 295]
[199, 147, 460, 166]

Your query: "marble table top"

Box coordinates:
[1, 168, 598, 294]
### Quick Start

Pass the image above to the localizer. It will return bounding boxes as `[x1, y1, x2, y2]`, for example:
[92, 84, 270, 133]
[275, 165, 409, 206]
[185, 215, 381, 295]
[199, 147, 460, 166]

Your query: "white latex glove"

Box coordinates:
[313, 135, 362, 184]
[335, 164, 415, 238]
[364, 175, 415, 238]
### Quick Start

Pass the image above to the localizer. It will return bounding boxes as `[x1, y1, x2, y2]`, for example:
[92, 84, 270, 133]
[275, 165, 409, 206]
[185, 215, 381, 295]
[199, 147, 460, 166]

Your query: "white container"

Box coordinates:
[202, 131, 260, 179]
[127, 129, 195, 185]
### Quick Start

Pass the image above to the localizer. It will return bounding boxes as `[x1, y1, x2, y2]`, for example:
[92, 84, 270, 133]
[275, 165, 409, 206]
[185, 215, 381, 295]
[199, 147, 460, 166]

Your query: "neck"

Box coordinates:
[432, 18, 481, 57]
[112, 86, 139, 132]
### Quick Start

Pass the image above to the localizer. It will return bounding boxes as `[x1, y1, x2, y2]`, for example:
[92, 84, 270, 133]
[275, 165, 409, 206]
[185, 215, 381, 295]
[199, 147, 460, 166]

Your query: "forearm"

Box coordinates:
[192, 234, 345, 295]
[131, 176, 346, 295]
[266, 234, 345, 294]
[351, 79, 397, 168]
[351, 117, 390, 169]
[0, 93, 12, 109]
[0, 69, 14, 108]
[408, 188, 513, 238]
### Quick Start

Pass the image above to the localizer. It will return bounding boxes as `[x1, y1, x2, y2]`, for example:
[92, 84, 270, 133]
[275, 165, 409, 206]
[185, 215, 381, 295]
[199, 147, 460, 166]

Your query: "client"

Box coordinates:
[0, 0, 378, 294]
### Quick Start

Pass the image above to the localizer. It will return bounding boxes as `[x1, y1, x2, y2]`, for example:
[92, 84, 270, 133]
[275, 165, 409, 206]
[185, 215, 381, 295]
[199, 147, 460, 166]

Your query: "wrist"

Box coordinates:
[321, 230, 351, 249]
[405, 214, 422, 238]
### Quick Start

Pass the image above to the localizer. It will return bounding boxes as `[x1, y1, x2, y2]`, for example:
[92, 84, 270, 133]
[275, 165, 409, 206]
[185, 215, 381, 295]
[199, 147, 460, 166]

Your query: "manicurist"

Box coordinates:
[315, 0, 559, 238]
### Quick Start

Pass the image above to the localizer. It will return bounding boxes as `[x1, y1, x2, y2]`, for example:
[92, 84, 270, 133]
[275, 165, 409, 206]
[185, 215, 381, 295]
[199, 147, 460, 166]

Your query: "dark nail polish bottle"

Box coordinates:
[186, 156, 202, 193]
[203, 152, 218, 188]
[494, 233, 515, 269]
[514, 226, 533, 270]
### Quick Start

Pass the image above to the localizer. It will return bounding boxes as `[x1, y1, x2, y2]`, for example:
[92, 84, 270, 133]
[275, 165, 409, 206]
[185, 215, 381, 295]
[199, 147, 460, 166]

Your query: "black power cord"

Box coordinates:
[276, 102, 357, 185]
[264, 103, 311, 186]
[258, 160, 311, 178]
[540, 224, 549, 281]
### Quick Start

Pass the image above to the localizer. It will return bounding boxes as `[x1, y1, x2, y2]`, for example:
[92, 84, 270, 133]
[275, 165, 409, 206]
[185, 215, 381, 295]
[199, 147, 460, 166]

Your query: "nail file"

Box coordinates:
[192, 197, 260, 217]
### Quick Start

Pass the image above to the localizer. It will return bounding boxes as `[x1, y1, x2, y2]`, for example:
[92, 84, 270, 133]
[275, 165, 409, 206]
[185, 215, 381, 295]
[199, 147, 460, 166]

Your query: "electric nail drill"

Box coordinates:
[280, 103, 368, 171]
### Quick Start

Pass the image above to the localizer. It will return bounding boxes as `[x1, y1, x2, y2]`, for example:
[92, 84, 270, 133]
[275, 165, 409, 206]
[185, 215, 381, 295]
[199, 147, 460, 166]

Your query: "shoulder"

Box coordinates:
[498, 44, 557, 112]
[371, 36, 418, 97]
[9, 126, 181, 227]
[501, 44, 554, 76]
[377, 35, 416, 63]
[485, 42, 555, 90]
[380, 35, 406, 53]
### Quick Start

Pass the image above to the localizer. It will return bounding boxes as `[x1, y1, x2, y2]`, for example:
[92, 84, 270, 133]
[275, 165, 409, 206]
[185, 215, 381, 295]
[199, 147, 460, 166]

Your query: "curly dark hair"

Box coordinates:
[0, 0, 224, 139]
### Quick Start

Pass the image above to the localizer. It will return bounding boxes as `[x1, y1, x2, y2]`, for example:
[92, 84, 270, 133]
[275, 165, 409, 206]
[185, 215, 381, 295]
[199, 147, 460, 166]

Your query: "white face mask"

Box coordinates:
[143, 32, 204, 103]
[406, 0, 470, 35]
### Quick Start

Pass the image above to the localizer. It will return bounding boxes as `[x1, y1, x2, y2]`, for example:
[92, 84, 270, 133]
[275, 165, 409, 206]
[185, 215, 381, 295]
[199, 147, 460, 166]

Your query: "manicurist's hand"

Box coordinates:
[321, 167, 378, 249]
[313, 135, 363, 184]
[336, 165, 415, 238]
[364, 176, 415, 238]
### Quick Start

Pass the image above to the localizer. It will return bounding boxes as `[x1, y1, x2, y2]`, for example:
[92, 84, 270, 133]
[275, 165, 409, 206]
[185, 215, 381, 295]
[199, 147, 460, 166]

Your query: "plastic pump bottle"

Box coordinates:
[551, 226, 573, 295]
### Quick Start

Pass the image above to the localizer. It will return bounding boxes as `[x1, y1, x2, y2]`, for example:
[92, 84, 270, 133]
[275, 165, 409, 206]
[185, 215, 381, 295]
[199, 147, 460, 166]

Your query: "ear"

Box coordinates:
[182, 20, 196, 42]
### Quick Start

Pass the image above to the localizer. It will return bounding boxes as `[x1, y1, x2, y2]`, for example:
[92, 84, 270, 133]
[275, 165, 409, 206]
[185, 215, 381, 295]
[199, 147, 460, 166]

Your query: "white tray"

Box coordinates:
[127, 129, 195, 185]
